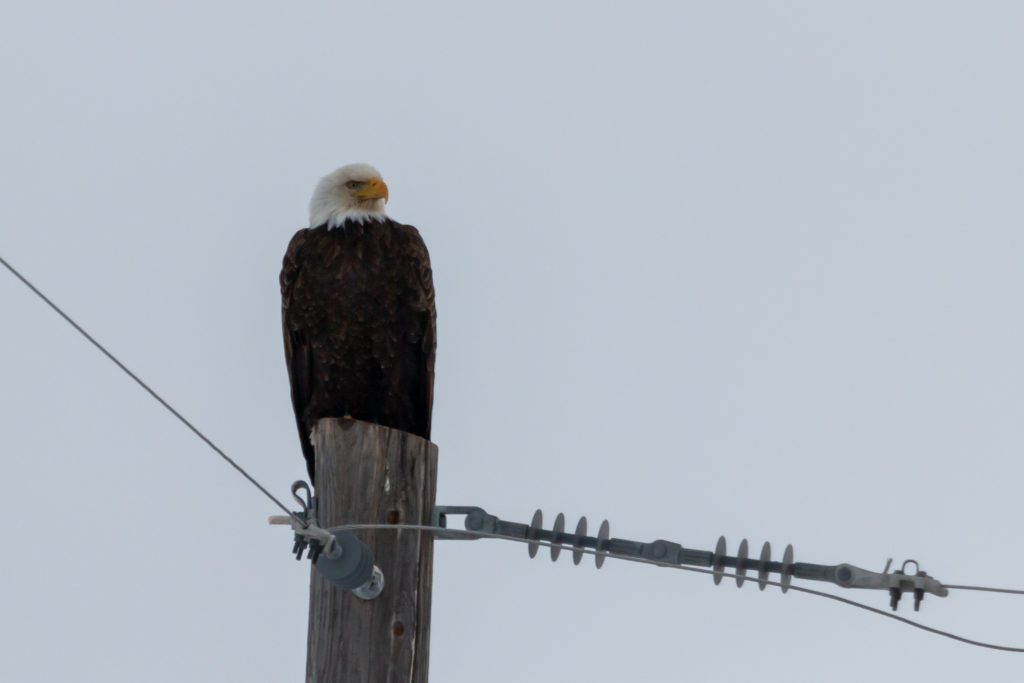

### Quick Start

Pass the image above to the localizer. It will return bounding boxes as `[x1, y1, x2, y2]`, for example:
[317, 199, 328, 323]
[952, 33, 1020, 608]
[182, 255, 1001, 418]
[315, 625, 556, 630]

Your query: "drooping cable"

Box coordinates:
[7, 253, 1024, 651]
[337, 522, 1024, 654]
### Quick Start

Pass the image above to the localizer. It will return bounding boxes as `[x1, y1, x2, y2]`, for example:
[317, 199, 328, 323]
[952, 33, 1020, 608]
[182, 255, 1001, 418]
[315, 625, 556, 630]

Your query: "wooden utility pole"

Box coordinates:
[306, 418, 438, 683]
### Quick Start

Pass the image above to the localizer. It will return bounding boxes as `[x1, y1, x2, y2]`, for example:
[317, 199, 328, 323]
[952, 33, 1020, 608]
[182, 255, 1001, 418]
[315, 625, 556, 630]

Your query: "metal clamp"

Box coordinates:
[834, 559, 948, 611]
[270, 480, 385, 600]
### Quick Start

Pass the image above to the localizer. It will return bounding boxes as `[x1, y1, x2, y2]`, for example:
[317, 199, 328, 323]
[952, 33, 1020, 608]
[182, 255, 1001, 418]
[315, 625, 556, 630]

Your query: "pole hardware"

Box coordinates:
[433, 505, 948, 610]
[269, 480, 384, 600]
[833, 559, 947, 611]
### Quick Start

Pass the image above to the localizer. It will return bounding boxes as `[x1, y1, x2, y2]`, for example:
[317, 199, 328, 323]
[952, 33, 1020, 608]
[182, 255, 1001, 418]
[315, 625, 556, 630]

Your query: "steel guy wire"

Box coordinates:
[8, 253, 1024, 650]
[337, 522, 1024, 654]
[0, 254, 305, 527]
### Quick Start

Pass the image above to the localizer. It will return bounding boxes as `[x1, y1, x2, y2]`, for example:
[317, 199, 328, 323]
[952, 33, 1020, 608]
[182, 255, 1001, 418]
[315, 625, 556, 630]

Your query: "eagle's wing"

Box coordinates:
[280, 228, 316, 480]
[405, 224, 437, 439]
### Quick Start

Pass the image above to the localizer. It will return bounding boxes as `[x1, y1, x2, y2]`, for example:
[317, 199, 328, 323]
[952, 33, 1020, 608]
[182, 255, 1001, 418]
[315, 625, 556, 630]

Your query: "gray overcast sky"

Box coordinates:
[2, 1, 1023, 681]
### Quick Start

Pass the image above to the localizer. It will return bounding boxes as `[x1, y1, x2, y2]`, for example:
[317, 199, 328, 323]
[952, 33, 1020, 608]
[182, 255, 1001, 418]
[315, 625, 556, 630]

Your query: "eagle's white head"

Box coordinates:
[309, 163, 389, 229]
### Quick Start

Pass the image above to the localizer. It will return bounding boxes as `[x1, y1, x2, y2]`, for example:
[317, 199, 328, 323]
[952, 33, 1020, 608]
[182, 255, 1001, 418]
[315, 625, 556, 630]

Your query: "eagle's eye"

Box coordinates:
[345, 180, 364, 190]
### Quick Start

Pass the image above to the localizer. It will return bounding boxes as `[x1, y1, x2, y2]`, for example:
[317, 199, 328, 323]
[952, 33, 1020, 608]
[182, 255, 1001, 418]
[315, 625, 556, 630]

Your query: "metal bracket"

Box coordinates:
[270, 480, 385, 600]
[834, 559, 948, 610]
[431, 505, 487, 540]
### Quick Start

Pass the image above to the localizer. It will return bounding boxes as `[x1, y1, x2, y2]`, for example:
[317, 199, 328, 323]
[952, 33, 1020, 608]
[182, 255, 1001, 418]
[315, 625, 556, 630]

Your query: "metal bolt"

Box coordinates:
[352, 566, 385, 600]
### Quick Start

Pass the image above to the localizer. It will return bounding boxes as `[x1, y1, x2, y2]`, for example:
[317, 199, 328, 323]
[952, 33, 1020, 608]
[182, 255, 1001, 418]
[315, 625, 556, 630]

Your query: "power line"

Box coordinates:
[337, 522, 1024, 654]
[945, 584, 1024, 596]
[0, 254, 303, 526]
[7, 253, 1024, 653]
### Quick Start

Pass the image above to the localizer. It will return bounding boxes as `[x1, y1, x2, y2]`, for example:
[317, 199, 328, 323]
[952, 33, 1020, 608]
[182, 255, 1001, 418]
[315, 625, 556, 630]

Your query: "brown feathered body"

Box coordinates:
[281, 218, 436, 481]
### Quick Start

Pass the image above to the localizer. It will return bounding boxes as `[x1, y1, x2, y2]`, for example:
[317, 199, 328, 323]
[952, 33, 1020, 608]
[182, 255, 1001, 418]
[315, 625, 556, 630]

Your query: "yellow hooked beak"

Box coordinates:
[356, 177, 389, 204]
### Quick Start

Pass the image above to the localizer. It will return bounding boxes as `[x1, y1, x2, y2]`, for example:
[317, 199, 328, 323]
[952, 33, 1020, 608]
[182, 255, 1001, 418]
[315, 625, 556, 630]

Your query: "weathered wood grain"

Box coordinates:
[306, 418, 438, 683]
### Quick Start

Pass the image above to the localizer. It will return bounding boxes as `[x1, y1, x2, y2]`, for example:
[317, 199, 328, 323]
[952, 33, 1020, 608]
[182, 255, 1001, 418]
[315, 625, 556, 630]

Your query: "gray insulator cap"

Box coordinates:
[314, 531, 375, 591]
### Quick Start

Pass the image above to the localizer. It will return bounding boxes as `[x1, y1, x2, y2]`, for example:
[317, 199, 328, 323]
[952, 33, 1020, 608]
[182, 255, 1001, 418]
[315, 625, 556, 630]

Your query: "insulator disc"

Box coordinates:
[713, 536, 726, 585]
[735, 539, 749, 588]
[595, 520, 610, 569]
[572, 516, 588, 565]
[758, 542, 772, 591]
[781, 544, 794, 593]
[551, 513, 566, 562]
[528, 509, 543, 559]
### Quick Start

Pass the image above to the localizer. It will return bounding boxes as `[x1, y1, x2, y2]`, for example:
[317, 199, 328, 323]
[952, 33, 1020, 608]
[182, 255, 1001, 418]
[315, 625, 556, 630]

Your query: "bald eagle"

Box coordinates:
[281, 163, 436, 482]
